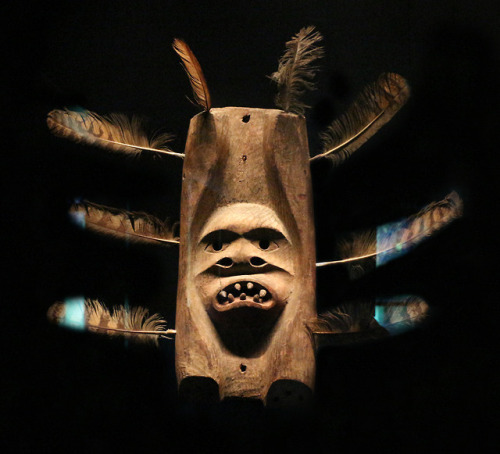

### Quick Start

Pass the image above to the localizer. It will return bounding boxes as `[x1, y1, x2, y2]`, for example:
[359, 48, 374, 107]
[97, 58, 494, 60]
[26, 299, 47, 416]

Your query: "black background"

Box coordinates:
[2, 1, 499, 452]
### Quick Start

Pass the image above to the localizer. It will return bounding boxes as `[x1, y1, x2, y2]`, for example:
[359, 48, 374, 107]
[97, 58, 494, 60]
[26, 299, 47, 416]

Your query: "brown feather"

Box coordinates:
[71, 200, 180, 245]
[47, 108, 184, 158]
[307, 300, 388, 348]
[172, 38, 212, 111]
[269, 26, 324, 115]
[311, 73, 410, 163]
[47, 299, 174, 346]
[308, 295, 428, 348]
[309, 301, 378, 334]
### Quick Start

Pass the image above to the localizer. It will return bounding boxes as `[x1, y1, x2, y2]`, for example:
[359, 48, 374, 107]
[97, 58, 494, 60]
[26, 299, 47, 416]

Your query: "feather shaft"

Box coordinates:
[172, 39, 211, 111]
[316, 250, 379, 267]
[311, 73, 410, 163]
[87, 324, 176, 337]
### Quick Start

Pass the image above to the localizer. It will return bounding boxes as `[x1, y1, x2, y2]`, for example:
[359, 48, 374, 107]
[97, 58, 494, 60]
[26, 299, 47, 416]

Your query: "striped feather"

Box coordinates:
[47, 108, 184, 158]
[311, 73, 410, 163]
[47, 299, 174, 346]
[172, 39, 212, 111]
[71, 200, 180, 245]
[316, 191, 463, 269]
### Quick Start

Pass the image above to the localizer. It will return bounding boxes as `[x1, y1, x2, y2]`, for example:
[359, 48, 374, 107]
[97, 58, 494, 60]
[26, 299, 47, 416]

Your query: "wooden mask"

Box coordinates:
[176, 107, 316, 404]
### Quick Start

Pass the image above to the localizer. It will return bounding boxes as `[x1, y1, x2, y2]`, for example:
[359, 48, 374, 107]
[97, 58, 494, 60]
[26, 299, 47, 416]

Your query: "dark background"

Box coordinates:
[2, 1, 499, 452]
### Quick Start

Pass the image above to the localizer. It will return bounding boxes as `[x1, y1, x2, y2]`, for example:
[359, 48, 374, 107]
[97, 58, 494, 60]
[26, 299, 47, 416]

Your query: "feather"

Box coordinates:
[172, 38, 212, 111]
[70, 200, 180, 245]
[310, 301, 378, 333]
[47, 108, 184, 158]
[311, 73, 410, 163]
[376, 190, 463, 265]
[269, 26, 324, 115]
[336, 230, 376, 279]
[308, 295, 428, 347]
[307, 300, 388, 348]
[316, 191, 463, 268]
[47, 299, 175, 346]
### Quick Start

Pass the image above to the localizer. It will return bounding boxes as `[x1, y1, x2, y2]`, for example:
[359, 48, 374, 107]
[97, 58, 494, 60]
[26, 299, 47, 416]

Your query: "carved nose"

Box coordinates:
[215, 256, 267, 269]
[216, 257, 234, 268]
[250, 256, 267, 267]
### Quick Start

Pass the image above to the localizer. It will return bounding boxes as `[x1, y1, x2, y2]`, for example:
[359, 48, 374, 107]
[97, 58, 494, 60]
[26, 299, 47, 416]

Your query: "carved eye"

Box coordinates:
[201, 230, 238, 253]
[205, 240, 229, 253]
[257, 239, 279, 251]
[245, 228, 285, 252]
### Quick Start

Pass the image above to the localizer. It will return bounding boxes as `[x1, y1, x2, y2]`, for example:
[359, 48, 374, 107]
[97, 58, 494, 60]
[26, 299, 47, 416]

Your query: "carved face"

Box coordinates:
[193, 203, 295, 333]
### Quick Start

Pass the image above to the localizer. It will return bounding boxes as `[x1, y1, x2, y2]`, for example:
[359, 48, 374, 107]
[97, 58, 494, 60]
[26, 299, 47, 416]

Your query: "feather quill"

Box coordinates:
[172, 38, 212, 111]
[317, 191, 463, 268]
[47, 299, 175, 346]
[70, 200, 180, 245]
[269, 26, 324, 115]
[47, 108, 184, 158]
[311, 73, 410, 163]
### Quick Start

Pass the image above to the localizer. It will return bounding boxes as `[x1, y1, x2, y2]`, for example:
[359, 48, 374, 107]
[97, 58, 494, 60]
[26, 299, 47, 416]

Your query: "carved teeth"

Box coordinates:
[218, 281, 272, 305]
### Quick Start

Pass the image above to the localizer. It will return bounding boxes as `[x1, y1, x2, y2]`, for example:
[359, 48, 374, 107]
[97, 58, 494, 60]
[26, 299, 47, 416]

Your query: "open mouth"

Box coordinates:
[215, 281, 274, 310]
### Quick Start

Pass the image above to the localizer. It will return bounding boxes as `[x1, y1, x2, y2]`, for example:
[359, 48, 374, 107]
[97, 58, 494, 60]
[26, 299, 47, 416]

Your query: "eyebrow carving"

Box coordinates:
[200, 229, 240, 245]
[243, 228, 286, 241]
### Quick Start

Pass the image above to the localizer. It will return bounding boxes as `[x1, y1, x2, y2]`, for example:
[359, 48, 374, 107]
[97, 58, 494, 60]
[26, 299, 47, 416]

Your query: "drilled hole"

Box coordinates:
[242, 155, 247, 161]
[242, 114, 250, 123]
[240, 364, 247, 373]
